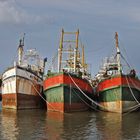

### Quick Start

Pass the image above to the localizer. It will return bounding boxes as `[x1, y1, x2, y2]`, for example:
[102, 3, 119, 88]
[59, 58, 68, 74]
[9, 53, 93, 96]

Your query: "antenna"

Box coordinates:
[22, 33, 25, 46]
[18, 33, 25, 65]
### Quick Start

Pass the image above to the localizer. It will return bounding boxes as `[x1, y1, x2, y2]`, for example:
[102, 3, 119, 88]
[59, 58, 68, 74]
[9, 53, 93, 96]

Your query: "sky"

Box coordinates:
[0, 0, 140, 77]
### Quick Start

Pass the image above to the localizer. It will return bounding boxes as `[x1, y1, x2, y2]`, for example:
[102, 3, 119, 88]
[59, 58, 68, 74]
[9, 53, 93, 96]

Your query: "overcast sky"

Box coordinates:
[0, 0, 140, 76]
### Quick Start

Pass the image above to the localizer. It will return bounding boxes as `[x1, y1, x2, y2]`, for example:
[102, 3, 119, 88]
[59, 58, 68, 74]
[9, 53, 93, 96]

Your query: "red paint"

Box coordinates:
[63, 75, 92, 93]
[47, 102, 64, 112]
[122, 77, 140, 88]
[43, 74, 92, 93]
[44, 74, 63, 90]
[2, 93, 44, 109]
[97, 77, 121, 92]
[47, 102, 89, 113]
[97, 75, 140, 92]
[2, 93, 17, 108]
[64, 103, 89, 112]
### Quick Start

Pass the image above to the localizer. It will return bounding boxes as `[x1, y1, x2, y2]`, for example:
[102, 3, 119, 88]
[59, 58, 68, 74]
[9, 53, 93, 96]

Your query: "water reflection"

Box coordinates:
[95, 112, 122, 140]
[0, 109, 47, 140]
[0, 107, 140, 140]
[0, 110, 18, 140]
[122, 112, 140, 140]
[46, 111, 97, 140]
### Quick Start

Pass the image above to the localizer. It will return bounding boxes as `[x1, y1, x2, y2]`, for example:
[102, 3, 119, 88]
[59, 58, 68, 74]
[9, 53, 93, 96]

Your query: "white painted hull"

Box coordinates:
[2, 66, 44, 109]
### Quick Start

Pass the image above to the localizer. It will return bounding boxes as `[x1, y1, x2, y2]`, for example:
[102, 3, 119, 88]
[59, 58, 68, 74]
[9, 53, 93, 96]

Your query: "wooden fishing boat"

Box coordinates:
[43, 29, 93, 113]
[95, 32, 140, 113]
[2, 36, 46, 109]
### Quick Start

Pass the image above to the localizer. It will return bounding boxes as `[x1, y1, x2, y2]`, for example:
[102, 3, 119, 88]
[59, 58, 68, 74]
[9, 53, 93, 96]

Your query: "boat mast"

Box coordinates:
[82, 45, 85, 76]
[18, 34, 25, 66]
[58, 29, 64, 72]
[115, 32, 121, 74]
[57, 29, 79, 73]
[74, 29, 79, 72]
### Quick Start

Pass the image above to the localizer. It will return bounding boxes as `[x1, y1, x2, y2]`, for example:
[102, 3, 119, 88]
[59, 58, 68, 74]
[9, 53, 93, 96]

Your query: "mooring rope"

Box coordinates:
[24, 69, 58, 112]
[125, 75, 140, 105]
[123, 104, 140, 116]
[30, 80, 57, 111]
[128, 76, 140, 91]
[68, 73, 107, 110]
[72, 88, 100, 112]
[123, 75, 140, 115]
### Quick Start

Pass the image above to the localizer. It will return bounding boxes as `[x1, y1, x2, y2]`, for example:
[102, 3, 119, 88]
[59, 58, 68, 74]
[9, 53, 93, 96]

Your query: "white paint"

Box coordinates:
[17, 68, 35, 81]
[2, 67, 16, 80]
[2, 67, 42, 95]
[2, 77, 16, 94]
[18, 77, 32, 95]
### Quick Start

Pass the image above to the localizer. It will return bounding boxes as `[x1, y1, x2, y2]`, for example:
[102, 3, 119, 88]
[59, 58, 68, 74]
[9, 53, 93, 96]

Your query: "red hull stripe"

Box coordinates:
[47, 102, 88, 113]
[43, 74, 92, 93]
[97, 76, 140, 92]
[2, 93, 17, 108]
[47, 102, 64, 112]
[2, 93, 43, 109]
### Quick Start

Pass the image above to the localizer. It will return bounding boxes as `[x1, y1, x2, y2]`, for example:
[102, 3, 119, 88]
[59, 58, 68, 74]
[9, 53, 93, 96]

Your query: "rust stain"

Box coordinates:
[100, 101, 122, 113]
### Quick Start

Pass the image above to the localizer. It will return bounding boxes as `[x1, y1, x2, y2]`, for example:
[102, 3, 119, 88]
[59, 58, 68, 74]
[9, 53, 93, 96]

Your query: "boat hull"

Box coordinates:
[97, 75, 140, 113]
[2, 66, 44, 109]
[43, 73, 93, 113]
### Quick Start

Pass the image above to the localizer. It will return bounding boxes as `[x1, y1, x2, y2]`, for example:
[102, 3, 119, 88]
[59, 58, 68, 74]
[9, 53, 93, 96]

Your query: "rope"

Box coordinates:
[125, 75, 140, 105]
[24, 66, 102, 112]
[24, 68, 58, 111]
[128, 76, 140, 91]
[29, 80, 57, 111]
[121, 54, 131, 69]
[72, 88, 100, 112]
[68, 72, 140, 114]
[68, 73, 107, 110]
[25, 67, 100, 112]
[123, 104, 140, 116]
[122, 75, 140, 115]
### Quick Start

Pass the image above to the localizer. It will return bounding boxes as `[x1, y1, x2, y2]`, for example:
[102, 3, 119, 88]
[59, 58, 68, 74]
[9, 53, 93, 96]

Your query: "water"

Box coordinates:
[0, 102, 140, 140]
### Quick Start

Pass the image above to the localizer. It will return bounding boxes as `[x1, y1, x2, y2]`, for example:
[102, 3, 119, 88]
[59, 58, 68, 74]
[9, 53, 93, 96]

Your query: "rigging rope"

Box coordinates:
[24, 69, 58, 112]
[128, 76, 140, 91]
[68, 73, 107, 110]
[121, 54, 131, 69]
[125, 75, 140, 105]
[30, 71, 101, 112]
[122, 75, 140, 115]
[72, 88, 100, 112]
[123, 104, 140, 116]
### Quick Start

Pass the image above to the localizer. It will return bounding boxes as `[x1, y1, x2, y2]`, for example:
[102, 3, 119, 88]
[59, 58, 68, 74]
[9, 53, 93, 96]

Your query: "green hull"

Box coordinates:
[44, 84, 92, 112]
[98, 86, 140, 113]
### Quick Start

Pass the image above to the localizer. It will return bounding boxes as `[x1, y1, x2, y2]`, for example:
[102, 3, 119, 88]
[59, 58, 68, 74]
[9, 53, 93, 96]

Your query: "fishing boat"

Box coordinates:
[43, 29, 93, 113]
[2, 36, 46, 109]
[95, 32, 140, 113]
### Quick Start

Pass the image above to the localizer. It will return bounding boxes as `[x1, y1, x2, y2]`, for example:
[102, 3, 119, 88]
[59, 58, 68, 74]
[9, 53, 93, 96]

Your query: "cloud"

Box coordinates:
[0, 0, 54, 25]
[21, 0, 140, 26]
[1, 0, 138, 27]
